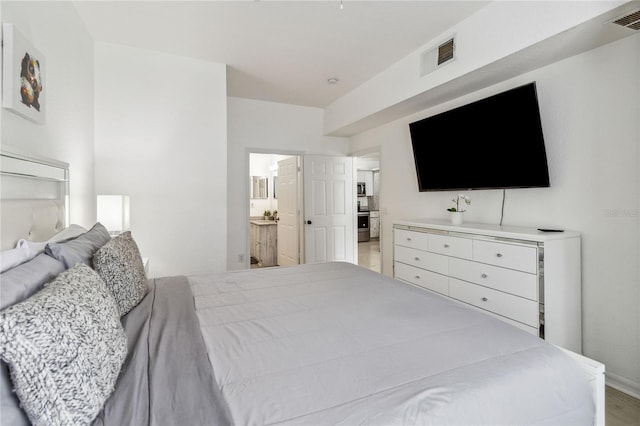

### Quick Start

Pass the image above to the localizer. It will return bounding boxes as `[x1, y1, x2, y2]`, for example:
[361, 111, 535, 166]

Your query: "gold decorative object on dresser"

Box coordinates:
[393, 219, 582, 353]
[250, 220, 278, 267]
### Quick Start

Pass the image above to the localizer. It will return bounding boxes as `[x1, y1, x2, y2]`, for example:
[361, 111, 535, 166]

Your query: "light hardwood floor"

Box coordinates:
[358, 243, 640, 425]
[607, 386, 640, 426]
[358, 239, 381, 273]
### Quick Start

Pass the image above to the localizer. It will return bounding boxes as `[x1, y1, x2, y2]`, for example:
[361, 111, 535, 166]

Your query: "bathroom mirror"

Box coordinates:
[251, 176, 268, 199]
[273, 176, 277, 199]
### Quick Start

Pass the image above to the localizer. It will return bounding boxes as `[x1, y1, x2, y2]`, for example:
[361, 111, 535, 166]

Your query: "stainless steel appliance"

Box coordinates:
[357, 182, 366, 196]
[357, 211, 370, 242]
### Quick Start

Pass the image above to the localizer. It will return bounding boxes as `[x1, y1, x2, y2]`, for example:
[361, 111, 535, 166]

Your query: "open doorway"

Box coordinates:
[248, 151, 358, 270]
[356, 151, 381, 274]
[249, 152, 301, 269]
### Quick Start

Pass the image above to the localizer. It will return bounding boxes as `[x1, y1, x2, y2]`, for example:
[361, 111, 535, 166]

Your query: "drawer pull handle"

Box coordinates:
[496, 253, 503, 258]
[414, 257, 420, 261]
[444, 244, 450, 248]
[481, 297, 488, 302]
[415, 275, 421, 280]
[406, 237, 412, 241]
[481, 273, 488, 278]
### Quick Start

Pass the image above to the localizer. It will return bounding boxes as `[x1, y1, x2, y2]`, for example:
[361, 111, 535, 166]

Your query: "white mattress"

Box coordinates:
[190, 262, 594, 425]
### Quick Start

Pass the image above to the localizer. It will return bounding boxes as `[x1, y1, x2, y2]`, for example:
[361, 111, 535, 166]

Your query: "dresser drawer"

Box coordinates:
[472, 240, 538, 273]
[394, 262, 448, 296]
[448, 257, 538, 301]
[394, 229, 430, 250]
[457, 302, 539, 336]
[449, 278, 539, 327]
[428, 234, 472, 259]
[394, 245, 448, 275]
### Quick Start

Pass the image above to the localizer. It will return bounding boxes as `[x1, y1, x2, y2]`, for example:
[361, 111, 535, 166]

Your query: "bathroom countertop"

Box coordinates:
[251, 220, 277, 226]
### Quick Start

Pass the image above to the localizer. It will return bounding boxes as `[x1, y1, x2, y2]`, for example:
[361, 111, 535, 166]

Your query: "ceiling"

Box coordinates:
[73, 1, 489, 108]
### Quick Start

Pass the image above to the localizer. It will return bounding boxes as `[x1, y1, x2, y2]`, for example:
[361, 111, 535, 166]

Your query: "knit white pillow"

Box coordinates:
[93, 231, 148, 317]
[0, 263, 127, 426]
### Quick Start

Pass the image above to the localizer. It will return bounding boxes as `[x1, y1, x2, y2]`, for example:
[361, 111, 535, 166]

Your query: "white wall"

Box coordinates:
[1, 2, 95, 227]
[227, 97, 349, 270]
[350, 35, 640, 396]
[325, 1, 629, 135]
[94, 42, 227, 278]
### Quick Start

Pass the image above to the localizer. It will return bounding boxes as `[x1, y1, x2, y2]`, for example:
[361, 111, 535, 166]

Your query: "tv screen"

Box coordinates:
[409, 82, 550, 192]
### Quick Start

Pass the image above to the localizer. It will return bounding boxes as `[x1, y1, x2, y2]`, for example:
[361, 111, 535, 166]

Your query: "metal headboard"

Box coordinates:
[0, 147, 69, 250]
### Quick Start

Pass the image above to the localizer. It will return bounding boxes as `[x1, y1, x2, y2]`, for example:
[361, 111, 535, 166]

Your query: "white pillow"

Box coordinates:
[0, 245, 30, 273]
[16, 240, 46, 258]
[8, 224, 88, 269]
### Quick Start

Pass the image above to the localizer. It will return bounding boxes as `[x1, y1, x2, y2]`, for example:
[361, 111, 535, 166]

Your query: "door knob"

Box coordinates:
[306, 220, 312, 225]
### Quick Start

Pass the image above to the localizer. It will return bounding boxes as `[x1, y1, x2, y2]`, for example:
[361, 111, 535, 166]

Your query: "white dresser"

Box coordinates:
[393, 219, 582, 353]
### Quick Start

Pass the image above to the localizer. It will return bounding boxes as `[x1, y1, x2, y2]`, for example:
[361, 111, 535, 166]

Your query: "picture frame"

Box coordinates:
[2, 23, 46, 124]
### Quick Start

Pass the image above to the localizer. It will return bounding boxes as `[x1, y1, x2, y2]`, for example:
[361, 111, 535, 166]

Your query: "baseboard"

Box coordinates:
[606, 371, 640, 400]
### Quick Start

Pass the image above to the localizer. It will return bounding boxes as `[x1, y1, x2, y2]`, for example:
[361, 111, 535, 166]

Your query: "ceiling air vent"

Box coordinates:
[420, 36, 455, 77]
[437, 38, 455, 65]
[611, 9, 640, 31]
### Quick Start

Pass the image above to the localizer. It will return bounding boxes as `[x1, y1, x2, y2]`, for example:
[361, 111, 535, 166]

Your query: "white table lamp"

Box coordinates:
[97, 195, 130, 236]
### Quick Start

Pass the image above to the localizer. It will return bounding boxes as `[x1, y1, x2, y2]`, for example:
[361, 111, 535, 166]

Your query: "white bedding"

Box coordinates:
[190, 262, 594, 425]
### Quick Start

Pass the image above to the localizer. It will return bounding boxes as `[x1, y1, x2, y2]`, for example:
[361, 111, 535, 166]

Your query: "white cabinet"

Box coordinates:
[369, 210, 380, 239]
[393, 219, 582, 353]
[372, 171, 380, 196]
[357, 171, 374, 196]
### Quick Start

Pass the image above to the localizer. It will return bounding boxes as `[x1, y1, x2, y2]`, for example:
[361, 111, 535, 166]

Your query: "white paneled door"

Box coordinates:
[277, 157, 300, 266]
[303, 155, 355, 264]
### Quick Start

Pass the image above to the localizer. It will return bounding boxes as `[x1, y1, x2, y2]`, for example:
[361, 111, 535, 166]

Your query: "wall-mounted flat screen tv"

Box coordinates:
[409, 82, 550, 192]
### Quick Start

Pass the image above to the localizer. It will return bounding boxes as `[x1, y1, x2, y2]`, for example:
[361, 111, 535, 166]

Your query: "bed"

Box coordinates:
[0, 150, 605, 425]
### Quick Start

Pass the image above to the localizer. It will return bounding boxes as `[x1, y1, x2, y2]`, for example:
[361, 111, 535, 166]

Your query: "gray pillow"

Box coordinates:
[0, 263, 127, 426]
[93, 231, 148, 317]
[45, 222, 111, 268]
[0, 253, 65, 310]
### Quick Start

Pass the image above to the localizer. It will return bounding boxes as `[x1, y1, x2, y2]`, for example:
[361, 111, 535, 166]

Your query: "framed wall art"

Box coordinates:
[2, 23, 46, 124]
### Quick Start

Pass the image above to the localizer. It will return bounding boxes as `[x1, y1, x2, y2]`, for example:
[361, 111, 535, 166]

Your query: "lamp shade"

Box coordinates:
[97, 195, 130, 235]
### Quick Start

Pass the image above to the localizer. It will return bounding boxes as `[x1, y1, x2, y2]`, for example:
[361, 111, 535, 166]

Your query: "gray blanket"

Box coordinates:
[93, 277, 231, 426]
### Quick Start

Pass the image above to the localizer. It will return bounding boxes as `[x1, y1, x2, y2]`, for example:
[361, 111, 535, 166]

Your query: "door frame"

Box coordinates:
[246, 148, 304, 268]
[246, 149, 361, 269]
